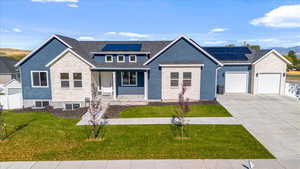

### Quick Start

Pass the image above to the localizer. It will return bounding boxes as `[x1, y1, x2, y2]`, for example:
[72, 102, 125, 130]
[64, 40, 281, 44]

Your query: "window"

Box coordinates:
[183, 72, 192, 86]
[65, 103, 80, 110]
[60, 73, 69, 88]
[73, 73, 82, 87]
[170, 72, 179, 87]
[34, 101, 49, 108]
[105, 55, 113, 62]
[31, 71, 48, 87]
[122, 72, 137, 86]
[117, 55, 125, 62]
[129, 55, 137, 63]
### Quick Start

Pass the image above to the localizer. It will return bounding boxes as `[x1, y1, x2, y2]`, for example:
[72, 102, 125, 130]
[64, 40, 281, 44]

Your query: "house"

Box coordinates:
[14, 35, 291, 109]
[0, 57, 18, 86]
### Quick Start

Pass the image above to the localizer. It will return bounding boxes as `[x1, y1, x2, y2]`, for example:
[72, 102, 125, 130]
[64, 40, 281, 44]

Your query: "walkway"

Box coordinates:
[77, 117, 240, 125]
[0, 159, 287, 169]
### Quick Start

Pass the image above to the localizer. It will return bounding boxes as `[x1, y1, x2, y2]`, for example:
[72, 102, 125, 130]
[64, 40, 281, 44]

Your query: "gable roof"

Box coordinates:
[15, 34, 290, 68]
[45, 48, 95, 68]
[14, 35, 72, 67]
[0, 57, 17, 74]
[143, 36, 223, 66]
[252, 49, 292, 65]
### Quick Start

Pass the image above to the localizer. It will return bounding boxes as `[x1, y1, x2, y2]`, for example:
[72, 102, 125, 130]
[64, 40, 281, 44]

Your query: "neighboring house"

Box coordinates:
[14, 35, 291, 109]
[0, 79, 22, 109]
[0, 57, 18, 85]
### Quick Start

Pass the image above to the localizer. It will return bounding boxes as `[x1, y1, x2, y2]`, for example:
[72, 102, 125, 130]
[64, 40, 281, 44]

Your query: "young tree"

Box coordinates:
[0, 105, 7, 141]
[173, 85, 190, 140]
[88, 84, 103, 139]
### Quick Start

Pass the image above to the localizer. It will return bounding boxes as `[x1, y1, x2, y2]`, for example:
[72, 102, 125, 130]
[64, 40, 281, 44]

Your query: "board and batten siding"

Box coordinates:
[49, 51, 92, 103]
[252, 52, 287, 95]
[20, 38, 68, 100]
[217, 65, 252, 93]
[147, 38, 219, 100]
[161, 66, 201, 101]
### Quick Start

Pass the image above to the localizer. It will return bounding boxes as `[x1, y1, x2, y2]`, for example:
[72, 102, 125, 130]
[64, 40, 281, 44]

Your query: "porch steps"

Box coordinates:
[102, 99, 148, 105]
[97, 95, 148, 105]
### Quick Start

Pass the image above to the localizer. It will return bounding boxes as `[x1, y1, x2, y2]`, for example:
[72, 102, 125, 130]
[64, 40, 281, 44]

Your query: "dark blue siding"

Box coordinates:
[116, 71, 144, 95]
[20, 38, 68, 99]
[94, 54, 148, 63]
[147, 38, 219, 100]
[217, 65, 252, 93]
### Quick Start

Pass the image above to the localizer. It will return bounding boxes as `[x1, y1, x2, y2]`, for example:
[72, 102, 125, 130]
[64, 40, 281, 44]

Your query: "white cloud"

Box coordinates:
[210, 28, 227, 33]
[118, 32, 149, 38]
[78, 36, 95, 40]
[32, 0, 79, 2]
[104, 32, 117, 35]
[67, 3, 78, 7]
[104, 32, 150, 38]
[129, 38, 139, 41]
[250, 4, 300, 28]
[12, 28, 22, 33]
[204, 40, 227, 45]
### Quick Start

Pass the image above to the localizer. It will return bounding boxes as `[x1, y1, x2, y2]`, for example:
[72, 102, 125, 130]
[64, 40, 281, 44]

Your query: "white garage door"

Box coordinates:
[225, 72, 248, 93]
[257, 73, 281, 94]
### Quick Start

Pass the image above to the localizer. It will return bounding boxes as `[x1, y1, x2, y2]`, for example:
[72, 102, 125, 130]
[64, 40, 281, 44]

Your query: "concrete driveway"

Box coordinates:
[218, 94, 300, 169]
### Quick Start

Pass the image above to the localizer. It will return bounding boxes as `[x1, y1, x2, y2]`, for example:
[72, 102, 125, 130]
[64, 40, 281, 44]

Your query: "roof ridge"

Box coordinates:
[79, 40, 172, 43]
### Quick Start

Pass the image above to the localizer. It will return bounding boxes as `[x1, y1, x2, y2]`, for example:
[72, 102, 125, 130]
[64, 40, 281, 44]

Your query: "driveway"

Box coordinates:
[218, 94, 300, 169]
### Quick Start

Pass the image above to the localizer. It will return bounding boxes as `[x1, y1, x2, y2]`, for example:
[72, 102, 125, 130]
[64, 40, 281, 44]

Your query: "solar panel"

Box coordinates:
[102, 44, 142, 51]
[203, 47, 251, 61]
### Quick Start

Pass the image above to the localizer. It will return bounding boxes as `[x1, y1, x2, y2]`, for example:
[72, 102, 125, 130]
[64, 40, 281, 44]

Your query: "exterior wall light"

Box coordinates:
[283, 73, 286, 77]
[256, 73, 259, 77]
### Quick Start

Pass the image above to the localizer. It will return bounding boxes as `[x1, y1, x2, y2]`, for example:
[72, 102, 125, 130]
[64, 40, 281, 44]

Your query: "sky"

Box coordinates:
[0, 0, 300, 50]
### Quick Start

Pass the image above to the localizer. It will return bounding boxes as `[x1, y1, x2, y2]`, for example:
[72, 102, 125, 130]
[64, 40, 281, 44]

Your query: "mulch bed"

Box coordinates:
[103, 100, 218, 119]
[11, 106, 88, 118]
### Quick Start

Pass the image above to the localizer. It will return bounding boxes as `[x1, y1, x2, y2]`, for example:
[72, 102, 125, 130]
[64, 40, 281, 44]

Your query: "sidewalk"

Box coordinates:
[77, 117, 240, 125]
[0, 159, 288, 169]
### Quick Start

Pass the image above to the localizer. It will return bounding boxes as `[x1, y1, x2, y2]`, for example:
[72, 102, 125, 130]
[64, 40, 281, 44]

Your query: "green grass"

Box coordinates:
[119, 104, 231, 118]
[0, 112, 274, 161]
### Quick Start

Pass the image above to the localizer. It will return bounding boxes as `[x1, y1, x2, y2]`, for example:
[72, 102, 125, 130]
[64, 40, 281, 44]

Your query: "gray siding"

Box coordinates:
[20, 38, 68, 99]
[147, 38, 219, 100]
[217, 65, 252, 93]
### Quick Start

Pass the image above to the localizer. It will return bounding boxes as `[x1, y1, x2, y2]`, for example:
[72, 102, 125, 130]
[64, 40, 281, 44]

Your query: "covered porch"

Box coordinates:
[91, 68, 149, 102]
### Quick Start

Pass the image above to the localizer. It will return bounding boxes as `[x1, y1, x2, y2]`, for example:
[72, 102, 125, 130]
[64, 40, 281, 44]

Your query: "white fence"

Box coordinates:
[0, 88, 23, 109]
[285, 81, 300, 100]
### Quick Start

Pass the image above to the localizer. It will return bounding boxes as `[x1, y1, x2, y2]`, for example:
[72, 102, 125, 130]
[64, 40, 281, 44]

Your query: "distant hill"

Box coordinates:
[0, 48, 30, 60]
[271, 46, 300, 58]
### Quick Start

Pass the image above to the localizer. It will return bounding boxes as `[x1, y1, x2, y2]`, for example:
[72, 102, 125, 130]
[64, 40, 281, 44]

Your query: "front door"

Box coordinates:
[100, 72, 113, 95]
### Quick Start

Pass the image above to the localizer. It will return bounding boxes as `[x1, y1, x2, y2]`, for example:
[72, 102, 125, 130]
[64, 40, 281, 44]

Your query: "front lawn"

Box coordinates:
[0, 112, 273, 161]
[118, 104, 231, 118]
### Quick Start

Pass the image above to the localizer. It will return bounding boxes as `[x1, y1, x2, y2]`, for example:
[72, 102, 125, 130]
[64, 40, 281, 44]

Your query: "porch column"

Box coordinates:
[144, 71, 148, 100]
[113, 72, 117, 100]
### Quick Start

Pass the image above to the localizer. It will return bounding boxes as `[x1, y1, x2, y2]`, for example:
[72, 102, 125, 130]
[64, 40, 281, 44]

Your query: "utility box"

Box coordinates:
[217, 85, 224, 94]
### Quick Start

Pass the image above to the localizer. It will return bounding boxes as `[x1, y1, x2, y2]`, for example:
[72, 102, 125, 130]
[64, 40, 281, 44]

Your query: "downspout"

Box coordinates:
[215, 66, 222, 99]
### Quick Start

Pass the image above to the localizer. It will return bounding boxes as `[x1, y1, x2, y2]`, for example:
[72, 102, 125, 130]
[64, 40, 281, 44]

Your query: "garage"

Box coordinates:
[225, 72, 248, 93]
[257, 73, 281, 94]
